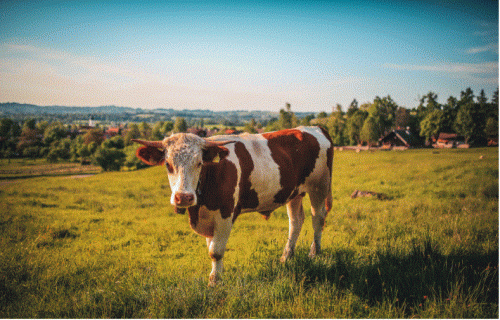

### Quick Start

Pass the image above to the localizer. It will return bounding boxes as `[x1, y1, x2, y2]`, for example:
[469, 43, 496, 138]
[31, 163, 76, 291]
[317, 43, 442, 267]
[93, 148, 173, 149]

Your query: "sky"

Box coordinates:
[0, 0, 498, 112]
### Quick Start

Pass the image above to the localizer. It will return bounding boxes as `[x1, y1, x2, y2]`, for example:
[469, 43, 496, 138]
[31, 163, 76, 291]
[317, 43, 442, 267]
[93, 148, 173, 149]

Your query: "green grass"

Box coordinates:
[0, 158, 101, 180]
[0, 148, 498, 318]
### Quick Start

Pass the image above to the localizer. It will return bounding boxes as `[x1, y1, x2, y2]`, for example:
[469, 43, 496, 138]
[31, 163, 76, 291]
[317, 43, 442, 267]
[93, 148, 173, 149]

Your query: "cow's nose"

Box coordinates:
[174, 192, 195, 207]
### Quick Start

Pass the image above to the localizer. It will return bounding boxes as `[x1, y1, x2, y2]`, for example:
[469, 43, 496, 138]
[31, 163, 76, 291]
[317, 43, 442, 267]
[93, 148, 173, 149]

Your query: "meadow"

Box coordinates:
[0, 148, 498, 318]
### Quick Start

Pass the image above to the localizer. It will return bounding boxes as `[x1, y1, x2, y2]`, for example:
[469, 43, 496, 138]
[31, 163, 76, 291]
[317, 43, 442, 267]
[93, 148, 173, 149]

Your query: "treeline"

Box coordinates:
[0, 87, 497, 172]
[260, 87, 498, 147]
[0, 119, 184, 171]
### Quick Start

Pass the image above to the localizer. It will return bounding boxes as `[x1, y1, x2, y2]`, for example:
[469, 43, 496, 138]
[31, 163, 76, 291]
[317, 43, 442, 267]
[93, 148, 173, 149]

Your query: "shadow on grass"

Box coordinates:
[259, 241, 498, 309]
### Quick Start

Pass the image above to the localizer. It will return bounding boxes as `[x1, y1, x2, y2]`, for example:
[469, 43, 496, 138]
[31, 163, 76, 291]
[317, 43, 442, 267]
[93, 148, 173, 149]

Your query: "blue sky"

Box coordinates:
[0, 0, 498, 112]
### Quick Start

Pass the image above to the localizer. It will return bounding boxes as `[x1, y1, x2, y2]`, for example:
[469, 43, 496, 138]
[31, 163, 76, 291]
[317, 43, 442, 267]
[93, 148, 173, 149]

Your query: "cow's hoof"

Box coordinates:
[208, 274, 221, 287]
[308, 243, 321, 258]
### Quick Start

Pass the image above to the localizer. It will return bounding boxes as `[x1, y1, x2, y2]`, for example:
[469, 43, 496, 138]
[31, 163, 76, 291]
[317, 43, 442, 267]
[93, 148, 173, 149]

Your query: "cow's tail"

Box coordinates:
[317, 125, 334, 214]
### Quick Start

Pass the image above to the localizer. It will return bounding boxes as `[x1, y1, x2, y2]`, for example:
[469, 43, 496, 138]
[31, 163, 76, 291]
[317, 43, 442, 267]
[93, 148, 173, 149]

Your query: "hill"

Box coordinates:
[0, 102, 315, 125]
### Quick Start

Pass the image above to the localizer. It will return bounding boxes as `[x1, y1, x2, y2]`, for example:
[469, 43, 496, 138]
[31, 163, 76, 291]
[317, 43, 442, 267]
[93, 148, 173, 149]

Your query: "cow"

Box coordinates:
[132, 126, 333, 286]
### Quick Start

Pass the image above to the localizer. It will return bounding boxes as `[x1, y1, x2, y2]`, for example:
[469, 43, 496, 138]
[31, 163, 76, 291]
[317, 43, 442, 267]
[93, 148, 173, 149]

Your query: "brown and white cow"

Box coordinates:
[133, 126, 333, 286]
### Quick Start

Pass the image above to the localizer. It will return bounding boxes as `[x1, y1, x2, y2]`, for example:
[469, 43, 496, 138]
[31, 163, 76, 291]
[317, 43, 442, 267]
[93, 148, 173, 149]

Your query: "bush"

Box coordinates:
[92, 147, 126, 171]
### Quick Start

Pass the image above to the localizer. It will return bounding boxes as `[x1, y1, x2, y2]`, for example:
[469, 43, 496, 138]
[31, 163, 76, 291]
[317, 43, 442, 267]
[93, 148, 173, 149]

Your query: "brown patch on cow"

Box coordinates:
[196, 159, 238, 220]
[262, 129, 320, 204]
[203, 144, 229, 163]
[231, 142, 259, 222]
[210, 252, 223, 261]
[259, 210, 273, 220]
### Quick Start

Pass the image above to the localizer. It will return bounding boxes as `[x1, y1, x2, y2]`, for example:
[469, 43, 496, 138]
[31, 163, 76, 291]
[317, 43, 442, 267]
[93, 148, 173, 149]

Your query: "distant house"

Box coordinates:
[379, 129, 422, 149]
[434, 133, 468, 149]
[104, 127, 121, 139]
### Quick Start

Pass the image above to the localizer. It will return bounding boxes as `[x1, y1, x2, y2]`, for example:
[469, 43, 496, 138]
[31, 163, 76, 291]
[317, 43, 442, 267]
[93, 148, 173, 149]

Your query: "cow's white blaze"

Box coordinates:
[164, 134, 205, 207]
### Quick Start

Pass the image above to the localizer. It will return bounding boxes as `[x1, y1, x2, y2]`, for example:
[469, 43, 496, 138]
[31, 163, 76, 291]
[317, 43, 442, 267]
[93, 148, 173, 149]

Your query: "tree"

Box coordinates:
[317, 112, 328, 119]
[360, 116, 381, 146]
[46, 138, 72, 162]
[277, 104, 298, 129]
[367, 95, 398, 135]
[0, 118, 20, 160]
[420, 110, 444, 143]
[346, 110, 368, 145]
[484, 117, 498, 140]
[454, 103, 475, 144]
[244, 119, 258, 133]
[173, 117, 188, 133]
[394, 107, 411, 129]
[124, 123, 141, 145]
[92, 147, 126, 171]
[83, 128, 104, 145]
[454, 87, 481, 144]
[124, 145, 148, 170]
[43, 122, 68, 145]
[17, 119, 42, 159]
[327, 105, 347, 145]
[417, 92, 441, 121]
[441, 96, 458, 133]
[346, 99, 359, 117]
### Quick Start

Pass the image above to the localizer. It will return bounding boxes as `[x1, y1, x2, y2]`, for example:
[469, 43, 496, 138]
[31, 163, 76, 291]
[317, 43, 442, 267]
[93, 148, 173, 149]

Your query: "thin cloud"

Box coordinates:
[466, 43, 499, 54]
[384, 62, 498, 74]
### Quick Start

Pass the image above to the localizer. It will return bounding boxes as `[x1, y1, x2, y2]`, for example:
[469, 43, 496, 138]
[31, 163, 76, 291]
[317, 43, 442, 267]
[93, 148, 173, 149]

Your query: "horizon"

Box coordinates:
[0, 0, 498, 113]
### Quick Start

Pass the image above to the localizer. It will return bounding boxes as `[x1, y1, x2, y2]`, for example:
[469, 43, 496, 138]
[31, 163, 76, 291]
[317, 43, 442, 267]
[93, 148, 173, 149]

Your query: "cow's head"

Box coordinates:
[132, 133, 230, 213]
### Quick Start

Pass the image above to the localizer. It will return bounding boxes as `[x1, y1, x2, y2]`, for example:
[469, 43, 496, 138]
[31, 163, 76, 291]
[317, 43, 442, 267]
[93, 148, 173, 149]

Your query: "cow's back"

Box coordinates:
[208, 126, 333, 216]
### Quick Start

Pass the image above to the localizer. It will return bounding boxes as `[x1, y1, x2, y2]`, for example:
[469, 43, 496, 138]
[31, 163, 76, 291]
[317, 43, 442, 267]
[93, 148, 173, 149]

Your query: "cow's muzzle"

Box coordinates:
[174, 192, 195, 208]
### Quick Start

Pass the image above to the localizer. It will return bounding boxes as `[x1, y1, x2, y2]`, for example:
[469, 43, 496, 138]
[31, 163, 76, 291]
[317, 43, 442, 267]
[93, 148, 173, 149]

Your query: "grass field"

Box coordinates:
[0, 148, 498, 318]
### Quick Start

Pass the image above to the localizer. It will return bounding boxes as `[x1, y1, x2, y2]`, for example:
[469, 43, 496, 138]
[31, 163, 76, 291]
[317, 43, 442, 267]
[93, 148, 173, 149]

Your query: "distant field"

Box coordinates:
[0, 159, 101, 181]
[0, 148, 498, 318]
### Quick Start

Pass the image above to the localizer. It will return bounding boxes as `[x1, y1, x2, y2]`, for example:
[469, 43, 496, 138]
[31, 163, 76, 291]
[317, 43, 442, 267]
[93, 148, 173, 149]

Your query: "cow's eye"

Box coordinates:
[166, 162, 174, 173]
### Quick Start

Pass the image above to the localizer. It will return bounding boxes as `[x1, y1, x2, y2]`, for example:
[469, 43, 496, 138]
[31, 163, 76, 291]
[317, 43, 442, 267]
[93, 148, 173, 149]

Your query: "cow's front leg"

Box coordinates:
[206, 216, 232, 286]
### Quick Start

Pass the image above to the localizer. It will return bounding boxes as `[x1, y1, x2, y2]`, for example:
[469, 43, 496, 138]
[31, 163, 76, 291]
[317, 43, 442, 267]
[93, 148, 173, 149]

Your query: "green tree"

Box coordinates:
[360, 116, 381, 146]
[173, 117, 188, 133]
[83, 128, 104, 146]
[346, 99, 359, 117]
[277, 103, 298, 129]
[484, 117, 498, 140]
[244, 119, 258, 133]
[17, 119, 42, 159]
[317, 112, 328, 119]
[92, 147, 126, 171]
[420, 110, 445, 143]
[0, 118, 21, 160]
[454, 88, 479, 144]
[43, 122, 68, 145]
[367, 95, 398, 135]
[346, 110, 368, 145]
[46, 138, 72, 163]
[417, 92, 441, 121]
[124, 145, 148, 170]
[300, 114, 314, 126]
[327, 105, 347, 145]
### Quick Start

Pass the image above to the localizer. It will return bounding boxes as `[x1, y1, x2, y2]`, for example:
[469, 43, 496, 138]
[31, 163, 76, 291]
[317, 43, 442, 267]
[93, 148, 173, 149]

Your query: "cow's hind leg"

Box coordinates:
[308, 185, 332, 258]
[280, 194, 304, 263]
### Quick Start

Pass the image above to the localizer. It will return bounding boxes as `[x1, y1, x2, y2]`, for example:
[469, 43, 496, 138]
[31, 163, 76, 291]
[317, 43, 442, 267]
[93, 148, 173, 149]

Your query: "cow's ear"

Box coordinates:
[132, 139, 166, 166]
[202, 145, 229, 163]
[136, 146, 165, 166]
